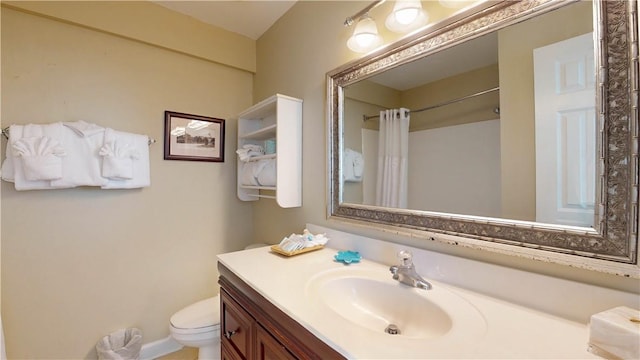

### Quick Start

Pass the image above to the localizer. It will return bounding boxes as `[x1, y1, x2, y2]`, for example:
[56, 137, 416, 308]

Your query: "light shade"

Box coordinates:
[347, 15, 383, 53]
[439, 0, 468, 9]
[385, 0, 428, 33]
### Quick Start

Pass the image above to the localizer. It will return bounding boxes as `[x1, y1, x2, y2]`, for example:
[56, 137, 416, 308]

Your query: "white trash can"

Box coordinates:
[96, 328, 142, 360]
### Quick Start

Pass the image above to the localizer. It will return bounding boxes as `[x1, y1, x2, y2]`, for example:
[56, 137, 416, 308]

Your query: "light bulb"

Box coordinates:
[395, 7, 419, 25]
[355, 33, 377, 47]
[347, 15, 383, 53]
[385, 0, 428, 33]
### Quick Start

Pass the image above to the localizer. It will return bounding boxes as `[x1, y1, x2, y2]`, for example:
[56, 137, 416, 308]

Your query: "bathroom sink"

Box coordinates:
[306, 268, 487, 340]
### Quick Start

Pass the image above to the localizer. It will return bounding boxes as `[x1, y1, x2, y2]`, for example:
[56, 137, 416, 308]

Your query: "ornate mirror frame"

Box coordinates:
[327, 0, 639, 277]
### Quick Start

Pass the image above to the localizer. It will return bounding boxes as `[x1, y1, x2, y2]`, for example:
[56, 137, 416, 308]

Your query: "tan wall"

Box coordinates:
[2, 0, 256, 73]
[1, 5, 254, 359]
[253, 0, 638, 294]
[402, 64, 499, 131]
[498, 1, 593, 221]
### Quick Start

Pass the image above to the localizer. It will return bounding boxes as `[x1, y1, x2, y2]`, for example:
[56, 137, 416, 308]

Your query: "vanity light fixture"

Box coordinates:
[385, 0, 428, 33]
[345, 0, 431, 53]
[344, 0, 385, 53]
[347, 14, 383, 53]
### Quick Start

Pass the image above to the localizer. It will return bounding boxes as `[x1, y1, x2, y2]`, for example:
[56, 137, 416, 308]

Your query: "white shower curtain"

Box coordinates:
[375, 108, 410, 208]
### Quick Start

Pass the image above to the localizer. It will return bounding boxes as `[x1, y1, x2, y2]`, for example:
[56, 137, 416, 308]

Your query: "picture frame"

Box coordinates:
[164, 111, 225, 162]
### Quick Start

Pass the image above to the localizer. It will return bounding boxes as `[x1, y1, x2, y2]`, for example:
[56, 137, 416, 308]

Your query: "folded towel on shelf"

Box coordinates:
[256, 158, 276, 186]
[236, 144, 264, 161]
[100, 129, 150, 189]
[343, 148, 364, 182]
[99, 128, 141, 180]
[12, 136, 66, 181]
[240, 162, 258, 186]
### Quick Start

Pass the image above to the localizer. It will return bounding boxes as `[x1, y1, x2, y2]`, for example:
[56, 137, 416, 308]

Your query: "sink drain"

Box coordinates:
[384, 324, 401, 335]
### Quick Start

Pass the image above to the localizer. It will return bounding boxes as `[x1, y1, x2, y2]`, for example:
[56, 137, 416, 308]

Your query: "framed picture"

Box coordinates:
[164, 111, 225, 162]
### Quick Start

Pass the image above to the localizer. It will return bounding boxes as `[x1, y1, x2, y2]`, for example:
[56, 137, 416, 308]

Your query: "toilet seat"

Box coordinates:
[170, 295, 220, 335]
[170, 323, 220, 336]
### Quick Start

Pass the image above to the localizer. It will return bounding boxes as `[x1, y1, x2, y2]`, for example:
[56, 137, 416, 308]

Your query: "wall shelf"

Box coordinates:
[237, 94, 302, 208]
[243, 153, 277, 162]
[241, 124, 277, 140]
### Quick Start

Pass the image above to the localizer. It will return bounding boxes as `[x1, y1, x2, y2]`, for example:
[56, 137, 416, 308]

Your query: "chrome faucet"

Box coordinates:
[389, 250, 432, 290]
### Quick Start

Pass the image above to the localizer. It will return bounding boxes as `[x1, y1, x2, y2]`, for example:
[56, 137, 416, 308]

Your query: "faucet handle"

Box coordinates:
[397, 250, 413, 266]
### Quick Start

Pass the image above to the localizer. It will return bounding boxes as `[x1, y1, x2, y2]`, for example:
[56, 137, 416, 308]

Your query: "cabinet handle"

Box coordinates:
[224, 329, 238, 339]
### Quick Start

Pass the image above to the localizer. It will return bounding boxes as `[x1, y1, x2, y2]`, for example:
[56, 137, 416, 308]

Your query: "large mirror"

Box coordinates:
[327, 0, 639, 275]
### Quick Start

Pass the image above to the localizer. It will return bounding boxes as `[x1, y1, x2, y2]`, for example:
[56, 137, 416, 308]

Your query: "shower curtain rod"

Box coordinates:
[362, 86, 500, 121]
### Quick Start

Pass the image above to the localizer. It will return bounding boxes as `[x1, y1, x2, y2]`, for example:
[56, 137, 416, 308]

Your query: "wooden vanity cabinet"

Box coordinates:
[218, 262, 345, 360]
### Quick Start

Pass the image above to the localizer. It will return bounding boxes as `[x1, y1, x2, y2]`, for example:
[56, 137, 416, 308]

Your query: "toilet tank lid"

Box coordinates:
[170, 295, 220, 329]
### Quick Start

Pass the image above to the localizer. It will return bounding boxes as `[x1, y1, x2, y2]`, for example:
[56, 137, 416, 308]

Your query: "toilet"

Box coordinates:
[169, 296, 220, 360]
[169, 243, 269, 359]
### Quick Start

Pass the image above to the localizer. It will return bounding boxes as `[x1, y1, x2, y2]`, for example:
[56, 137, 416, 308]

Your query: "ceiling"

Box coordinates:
[368, 32, 498, 91]
[153, 1, 297, 40]
[152, 0, 497, 91]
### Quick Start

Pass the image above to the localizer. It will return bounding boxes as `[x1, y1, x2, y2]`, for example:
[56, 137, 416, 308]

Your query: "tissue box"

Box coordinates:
[588, 306, 640, 360]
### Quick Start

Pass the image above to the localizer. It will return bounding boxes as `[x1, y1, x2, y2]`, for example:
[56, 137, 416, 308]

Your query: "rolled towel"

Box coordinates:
[256, 159, 276, 186]
[12, 136, 66, 181]
[240, 162, 259, 186]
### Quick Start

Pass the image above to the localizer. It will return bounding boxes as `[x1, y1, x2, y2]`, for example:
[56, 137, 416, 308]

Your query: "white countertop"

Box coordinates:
[218, 246, 596, 359]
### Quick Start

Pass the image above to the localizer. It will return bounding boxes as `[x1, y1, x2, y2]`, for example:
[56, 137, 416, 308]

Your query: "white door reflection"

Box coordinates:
[534, 32, 595, 227]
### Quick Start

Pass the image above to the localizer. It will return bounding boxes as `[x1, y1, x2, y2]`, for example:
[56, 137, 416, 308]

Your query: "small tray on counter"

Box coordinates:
[270, 244, 324, 257]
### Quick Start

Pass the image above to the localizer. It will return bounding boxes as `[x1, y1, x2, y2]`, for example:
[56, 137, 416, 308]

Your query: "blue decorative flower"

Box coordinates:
[334, 250, 362, 264]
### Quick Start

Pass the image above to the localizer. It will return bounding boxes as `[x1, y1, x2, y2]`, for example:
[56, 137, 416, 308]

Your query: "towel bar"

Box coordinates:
[1, 126, 156, 146]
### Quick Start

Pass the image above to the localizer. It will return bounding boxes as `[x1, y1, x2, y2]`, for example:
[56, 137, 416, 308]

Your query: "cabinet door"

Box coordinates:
[221, 290, 253, 359]
[256, 324, 297, 360]
[221, 341, 243, 360]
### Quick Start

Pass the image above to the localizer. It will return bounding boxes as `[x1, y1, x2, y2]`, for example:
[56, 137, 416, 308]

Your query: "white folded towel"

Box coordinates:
[100, 129, 150, 189]
[343, 148, 364, 183]
[240, 159, 276, 186]
[63, 120, 105, 138]
[7, 123, 68, 190]
[12, 136, 66, 181]
[236, 144, 264, 161]
[99, 129, 141, 180]
[49, 122, 107, 188]
[1, 122, 151, 190]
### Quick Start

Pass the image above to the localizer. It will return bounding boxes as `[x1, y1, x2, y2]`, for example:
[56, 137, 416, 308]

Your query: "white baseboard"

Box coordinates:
[139, 336, 183, 360]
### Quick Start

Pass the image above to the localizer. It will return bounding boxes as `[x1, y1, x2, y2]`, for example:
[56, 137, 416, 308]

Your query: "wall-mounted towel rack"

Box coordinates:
[362, 86, 500, 121]
[1, 126, 156, 146]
